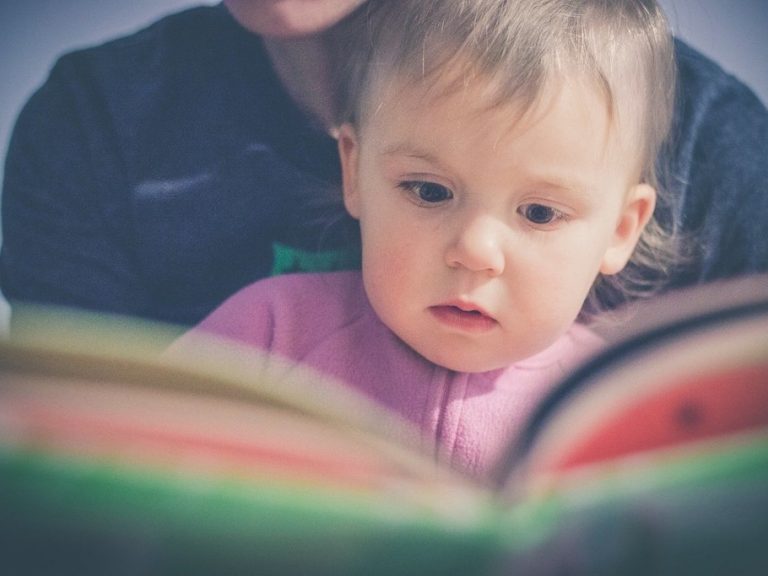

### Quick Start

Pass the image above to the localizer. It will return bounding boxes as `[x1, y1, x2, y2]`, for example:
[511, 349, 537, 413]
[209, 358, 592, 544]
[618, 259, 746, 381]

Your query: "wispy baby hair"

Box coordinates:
[334, 0, 678, 317]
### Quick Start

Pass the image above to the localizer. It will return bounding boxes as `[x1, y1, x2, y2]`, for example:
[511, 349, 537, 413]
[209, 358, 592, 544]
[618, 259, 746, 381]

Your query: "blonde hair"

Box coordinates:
[334, 0, 679, 317]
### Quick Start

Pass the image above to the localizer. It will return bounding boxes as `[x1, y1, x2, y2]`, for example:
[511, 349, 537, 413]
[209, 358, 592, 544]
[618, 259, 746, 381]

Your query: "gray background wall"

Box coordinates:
[0, 0, 766, 331]
[662, 0, 768, 103]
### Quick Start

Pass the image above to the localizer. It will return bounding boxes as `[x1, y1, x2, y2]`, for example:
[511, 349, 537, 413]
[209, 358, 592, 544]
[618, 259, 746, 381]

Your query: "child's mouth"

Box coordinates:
[429, 304, 498, 333]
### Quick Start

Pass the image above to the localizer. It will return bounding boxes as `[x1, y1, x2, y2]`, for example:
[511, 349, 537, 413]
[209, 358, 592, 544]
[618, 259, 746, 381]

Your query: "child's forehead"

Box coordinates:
[361, 64, 644, 181]
[363, 59, 615, 132]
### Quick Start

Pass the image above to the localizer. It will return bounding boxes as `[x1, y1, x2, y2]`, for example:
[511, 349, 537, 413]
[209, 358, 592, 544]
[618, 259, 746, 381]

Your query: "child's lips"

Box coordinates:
[429, 302, 498, 333]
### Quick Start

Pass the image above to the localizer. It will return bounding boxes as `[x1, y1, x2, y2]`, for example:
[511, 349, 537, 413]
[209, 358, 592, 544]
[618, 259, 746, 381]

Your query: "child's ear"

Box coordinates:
[599, 183, 656, 275]
[337, 123, 361, 220]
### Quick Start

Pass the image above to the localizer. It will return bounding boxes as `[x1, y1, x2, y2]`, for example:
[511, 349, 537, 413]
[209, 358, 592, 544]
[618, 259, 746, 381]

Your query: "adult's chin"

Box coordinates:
[224, 0, 365, 38]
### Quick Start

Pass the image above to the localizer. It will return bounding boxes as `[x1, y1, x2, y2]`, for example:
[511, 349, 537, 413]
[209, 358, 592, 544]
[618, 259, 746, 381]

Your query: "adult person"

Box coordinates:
[1, 0, 767, 329]
[0, 0, 365, 328]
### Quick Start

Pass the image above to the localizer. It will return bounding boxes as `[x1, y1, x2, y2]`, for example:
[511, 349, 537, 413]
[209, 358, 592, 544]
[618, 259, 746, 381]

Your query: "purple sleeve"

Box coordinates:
[173, 278, 278, 353]
[168, 272, 367, 360]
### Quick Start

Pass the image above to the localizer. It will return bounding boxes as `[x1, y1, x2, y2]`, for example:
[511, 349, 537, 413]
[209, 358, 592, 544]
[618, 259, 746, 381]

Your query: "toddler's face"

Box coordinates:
[338, 74, 654, 372]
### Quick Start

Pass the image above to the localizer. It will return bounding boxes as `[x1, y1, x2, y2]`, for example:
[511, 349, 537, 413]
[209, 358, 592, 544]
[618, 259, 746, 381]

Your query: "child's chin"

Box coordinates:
[421, 349, 509, 374]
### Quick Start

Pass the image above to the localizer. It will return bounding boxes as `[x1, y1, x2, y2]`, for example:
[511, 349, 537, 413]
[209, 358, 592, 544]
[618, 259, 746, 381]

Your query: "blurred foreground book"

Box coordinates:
[1, 275, 767, 575]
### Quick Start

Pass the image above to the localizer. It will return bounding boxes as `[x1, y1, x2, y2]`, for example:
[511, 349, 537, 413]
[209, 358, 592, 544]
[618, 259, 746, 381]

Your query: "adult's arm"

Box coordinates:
[665, 41, 768, 288]
[1, 54, 146, 322]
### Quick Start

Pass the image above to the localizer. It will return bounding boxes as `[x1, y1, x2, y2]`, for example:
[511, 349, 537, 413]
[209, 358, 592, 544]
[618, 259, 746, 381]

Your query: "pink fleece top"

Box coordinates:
[173, 271, 603, 478]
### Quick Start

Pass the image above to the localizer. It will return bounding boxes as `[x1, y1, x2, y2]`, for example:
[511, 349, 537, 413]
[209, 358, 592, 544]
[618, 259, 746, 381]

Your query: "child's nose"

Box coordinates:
[445, 216, 506, 275]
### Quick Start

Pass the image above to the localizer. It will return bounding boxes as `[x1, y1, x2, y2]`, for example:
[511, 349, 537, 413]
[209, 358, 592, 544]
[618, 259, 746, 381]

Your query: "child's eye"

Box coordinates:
[518, 203, 567, 226]
[398, 181, 453, 205]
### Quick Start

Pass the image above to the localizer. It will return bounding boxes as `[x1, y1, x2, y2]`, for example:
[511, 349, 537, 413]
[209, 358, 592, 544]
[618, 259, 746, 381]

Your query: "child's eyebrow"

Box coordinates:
[524, 172, 586, 190]
[381, 143, 441, 165]
[519, 173, 599, 203]
[381, 142, 601, 201]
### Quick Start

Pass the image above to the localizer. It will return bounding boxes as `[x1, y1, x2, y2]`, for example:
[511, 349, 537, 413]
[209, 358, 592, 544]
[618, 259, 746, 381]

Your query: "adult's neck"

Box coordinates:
[263, 31, 339, 133]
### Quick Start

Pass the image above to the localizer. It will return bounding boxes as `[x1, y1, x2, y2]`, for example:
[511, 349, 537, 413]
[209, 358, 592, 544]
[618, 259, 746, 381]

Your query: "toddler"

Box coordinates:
[172, 0, 677, 478]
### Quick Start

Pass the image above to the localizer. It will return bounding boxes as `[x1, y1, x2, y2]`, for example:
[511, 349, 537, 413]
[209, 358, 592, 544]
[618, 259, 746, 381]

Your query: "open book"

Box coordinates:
[2, 275, 767, 575]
